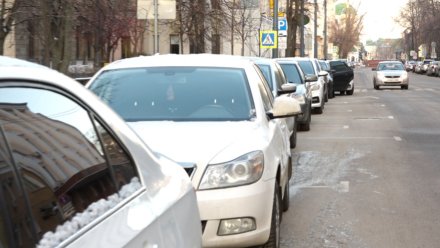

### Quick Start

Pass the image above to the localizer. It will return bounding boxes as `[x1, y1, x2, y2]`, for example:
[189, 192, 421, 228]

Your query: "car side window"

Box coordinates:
[253, 65, 273, 112]
[0, 86, 139, 247]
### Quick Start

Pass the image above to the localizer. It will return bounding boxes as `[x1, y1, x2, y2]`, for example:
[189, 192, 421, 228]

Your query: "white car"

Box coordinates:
[87, 54, 302, 247]
[287, 57, 327, 114]
[251, 57, 299, 148]
[0, 56, 202, 248]
[373, 61, 409, 90]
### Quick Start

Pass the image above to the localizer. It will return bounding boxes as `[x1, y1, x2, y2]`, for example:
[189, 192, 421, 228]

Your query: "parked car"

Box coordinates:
[329, 60, 354, 95]
[318, 60, 335, 99]
[275, 58, 313, 131]
[421, 59, 434, 74]
[283, 57, 327, 114]
[0, 56, 202, 248]
[426, 61, 440, 76]
[405, 60, 417, 72]
[414, 61, 423, 73]
[251, 57, 300, 148]
[372, 60, 409, 90]
[87, 54, 302, 247]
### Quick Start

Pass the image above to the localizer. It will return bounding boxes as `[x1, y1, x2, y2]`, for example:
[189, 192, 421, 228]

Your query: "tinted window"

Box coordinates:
[330, 61, 350, 72]
[297, 61, 316, 75]
[0, 86, 139, 247]
[90, 67, 254, 121]
[377, 63, 404, 71]
[279, 63, 304, 84]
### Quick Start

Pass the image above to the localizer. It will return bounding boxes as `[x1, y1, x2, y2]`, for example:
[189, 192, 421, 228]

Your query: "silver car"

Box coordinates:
[0, 56, 202, 248]
[373, 61, 409, 90]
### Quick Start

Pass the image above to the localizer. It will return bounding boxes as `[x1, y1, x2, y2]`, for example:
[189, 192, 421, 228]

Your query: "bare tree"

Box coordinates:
[329, 2, 363, 58]
[0, 0, 22, 55]
[285, 0, 300, 57]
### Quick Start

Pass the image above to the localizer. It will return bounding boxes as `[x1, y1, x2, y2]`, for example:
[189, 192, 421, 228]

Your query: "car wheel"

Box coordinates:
[314, 104, 324, 114]
[282, 181, 290, 212]
[402, 85, 408, 90]
[289, 122, 297, 149]
[374, 85, 379, 90]
[346, 85, 354, 95]
[263, 182, 281, 248]
[298, 104, 311, 131]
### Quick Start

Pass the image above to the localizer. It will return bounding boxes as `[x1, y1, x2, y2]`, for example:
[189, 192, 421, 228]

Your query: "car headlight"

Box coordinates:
[401, 72, 408, 80]
[199, 151, 264, 190]
[377, 73, 385, 80]
[310, 83, 320, 91]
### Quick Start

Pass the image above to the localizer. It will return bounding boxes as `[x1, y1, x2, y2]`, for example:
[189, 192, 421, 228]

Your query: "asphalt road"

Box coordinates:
[281, 67, 440, 248]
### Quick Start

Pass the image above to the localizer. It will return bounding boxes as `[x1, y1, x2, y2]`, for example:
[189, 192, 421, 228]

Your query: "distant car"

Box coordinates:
[87, 54, 302, 247]
[329, 60, 354, 95]
[372, 61, 409, 90]
[275, 58, 313, 131]
[252, 57, 300, 148]
[405, 60, 416, 72]
[421, 59, 434, 74]
[426, 61, 439, 76]
[414, 61, 423, 73]
[0, 56, 202, 247]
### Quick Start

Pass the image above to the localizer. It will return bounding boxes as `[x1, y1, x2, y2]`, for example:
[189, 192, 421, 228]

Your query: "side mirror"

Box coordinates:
[278, 84, 297, 95]
[268, 95, 302, 119]
[372, 68, 377, 71]
[305, 74, 318, 82]
[318, 71, 328, 77]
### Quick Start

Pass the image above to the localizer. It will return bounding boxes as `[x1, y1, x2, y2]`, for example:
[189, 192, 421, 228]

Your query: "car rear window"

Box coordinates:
[279, 63, 303, 84]
[89, 67, 254, 121]
[297, 61, 316, 75]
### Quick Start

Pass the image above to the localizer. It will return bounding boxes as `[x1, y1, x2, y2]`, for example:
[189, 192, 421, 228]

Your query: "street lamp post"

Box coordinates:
[314, 0, 318, 58]
[272, 0, 279, 58]
[300, 0, 305, 57]
[324, 0, 328, 60]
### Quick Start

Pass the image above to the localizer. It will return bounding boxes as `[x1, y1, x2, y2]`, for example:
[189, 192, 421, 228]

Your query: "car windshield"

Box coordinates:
[279, 63, 304, 84]
[297, 60, 316, 75]
[377, 63, 404, 71]
[89, 67, 254, 122]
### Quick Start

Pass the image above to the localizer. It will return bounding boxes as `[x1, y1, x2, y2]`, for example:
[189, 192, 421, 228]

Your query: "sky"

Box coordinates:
[351, 0, 409, 42]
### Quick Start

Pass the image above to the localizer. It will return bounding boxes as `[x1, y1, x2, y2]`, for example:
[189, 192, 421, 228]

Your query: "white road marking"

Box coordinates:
[343, 125, 349, 129]
[388, 116, 394, 119]
[394, 136, 402, 142]
[347, 109, 353, 112]
[339, 181, 350, 193]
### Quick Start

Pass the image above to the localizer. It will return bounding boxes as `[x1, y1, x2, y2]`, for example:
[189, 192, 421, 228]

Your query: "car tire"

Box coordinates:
[298, 104, 311, 131]
[346, 85, 354, 95]
[374, 85, 379, 90]
[401, 85, 408, 90]
[263, 182, 281, 248]
[290, 122, 297, 149]
[282, 181, 290, 212]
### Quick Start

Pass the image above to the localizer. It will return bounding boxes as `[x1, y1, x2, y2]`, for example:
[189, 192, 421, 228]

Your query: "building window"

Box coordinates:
[170, 34, 180, 54]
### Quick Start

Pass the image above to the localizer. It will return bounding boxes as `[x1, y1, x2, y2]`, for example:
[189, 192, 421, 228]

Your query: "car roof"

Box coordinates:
[0, 56, 81, 89]
[100, 54, 255, 71]
[273, 58, 300, 64]
[378, 61, 403, 64]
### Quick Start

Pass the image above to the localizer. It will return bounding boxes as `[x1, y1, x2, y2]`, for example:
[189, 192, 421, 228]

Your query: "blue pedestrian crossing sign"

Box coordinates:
[260, 31, 278, 49]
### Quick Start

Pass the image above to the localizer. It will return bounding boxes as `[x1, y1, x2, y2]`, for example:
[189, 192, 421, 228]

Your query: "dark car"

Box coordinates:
[329, 60, 354, 95]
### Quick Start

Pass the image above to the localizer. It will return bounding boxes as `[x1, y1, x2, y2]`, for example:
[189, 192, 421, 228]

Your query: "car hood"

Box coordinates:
[127, 121, 258, 164]
[378, 70, 406, 76]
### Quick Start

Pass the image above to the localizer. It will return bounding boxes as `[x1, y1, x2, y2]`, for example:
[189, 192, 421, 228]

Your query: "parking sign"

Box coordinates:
[278, 19, 287, 37]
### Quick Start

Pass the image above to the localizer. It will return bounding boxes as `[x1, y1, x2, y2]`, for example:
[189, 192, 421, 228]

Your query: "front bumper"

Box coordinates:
[376, 77, 408, 86]
[197, 178, 275, 247]
[311, 88, 323, 108]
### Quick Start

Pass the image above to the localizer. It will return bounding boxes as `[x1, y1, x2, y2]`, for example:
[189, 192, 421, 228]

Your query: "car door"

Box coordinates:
[329, 60, 354, 92]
